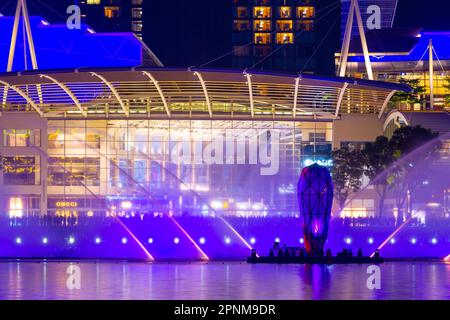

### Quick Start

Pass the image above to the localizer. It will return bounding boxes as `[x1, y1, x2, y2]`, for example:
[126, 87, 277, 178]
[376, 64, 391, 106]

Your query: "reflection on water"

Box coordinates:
[0, 262, 448, 300]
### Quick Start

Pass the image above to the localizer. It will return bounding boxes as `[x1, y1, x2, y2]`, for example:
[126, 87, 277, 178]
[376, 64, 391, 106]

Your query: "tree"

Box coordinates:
[331, 147, 366, 213]
[389, 125, 439, 221]
[391, 78, 425, 108]
[363, 136, 394, 218]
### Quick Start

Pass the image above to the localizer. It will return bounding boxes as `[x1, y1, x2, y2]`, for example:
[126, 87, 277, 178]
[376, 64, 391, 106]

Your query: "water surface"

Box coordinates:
[0, 261, 448, 300]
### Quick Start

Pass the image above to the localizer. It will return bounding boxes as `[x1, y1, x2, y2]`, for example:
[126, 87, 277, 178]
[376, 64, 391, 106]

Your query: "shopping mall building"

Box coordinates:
[1, 65, 410, 218]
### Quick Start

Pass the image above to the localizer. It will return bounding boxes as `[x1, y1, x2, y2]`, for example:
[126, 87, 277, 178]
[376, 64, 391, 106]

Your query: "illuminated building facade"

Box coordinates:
[232, 0, 316, 71]
[0, 68, 405, 219]
[80, 0, 144, 39]
[336, 28, 450, 111]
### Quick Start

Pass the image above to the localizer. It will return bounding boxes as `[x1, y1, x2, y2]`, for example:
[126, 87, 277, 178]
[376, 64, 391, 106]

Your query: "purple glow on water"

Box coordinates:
[0, 216, 448, 259]
[0, 262, 448, 300]
[0, 120, 446, 261]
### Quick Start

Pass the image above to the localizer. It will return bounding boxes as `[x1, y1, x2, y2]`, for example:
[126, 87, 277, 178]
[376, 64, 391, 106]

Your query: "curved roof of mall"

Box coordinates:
[0, 67, 411, 120]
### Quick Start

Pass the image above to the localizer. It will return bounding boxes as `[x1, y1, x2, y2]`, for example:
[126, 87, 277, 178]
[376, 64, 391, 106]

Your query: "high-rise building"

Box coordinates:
[232, 0, 317, 72]
[79, 0, 144, 39]
[340, 0, 398, 40]
[143, 0, 232, 68]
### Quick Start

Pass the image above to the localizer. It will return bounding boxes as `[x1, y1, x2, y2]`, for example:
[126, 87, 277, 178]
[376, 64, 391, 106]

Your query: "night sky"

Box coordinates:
[395, 0, 450, 29]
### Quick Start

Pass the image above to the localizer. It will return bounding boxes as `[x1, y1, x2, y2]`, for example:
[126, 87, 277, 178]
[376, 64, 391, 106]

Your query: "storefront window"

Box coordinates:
[134, 159, 147, 183]
[2, 195, 40, 217]
[48, 157, 100, 186]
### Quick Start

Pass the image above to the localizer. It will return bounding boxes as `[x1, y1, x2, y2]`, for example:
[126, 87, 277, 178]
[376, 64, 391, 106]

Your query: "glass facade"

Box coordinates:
[0, 119, 333, 217]
[3, 129, 40, 147]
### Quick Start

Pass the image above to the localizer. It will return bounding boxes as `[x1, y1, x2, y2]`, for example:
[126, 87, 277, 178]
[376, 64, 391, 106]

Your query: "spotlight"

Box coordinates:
[42, 237, 48, 244]
[225, 237, 231, 244]
[148, 238, 154, 244]
[68, 237, 75, 244]
[345, 237, 352, 245]
[390, 238, 396, 244]
[199, 237, 206, 245]
[299, 238, 304, 244]
[250, 237, 256, 245]
[368, 237, 374, 244]
[173, 237, 180, 244]
[95, 237, 101, 244]
[410, 237, 417, 244]
[275, 237, 280, 243]
[121, 237, 128, 244]
[15, 237, 22, 244]
[431, 238, 438, 245]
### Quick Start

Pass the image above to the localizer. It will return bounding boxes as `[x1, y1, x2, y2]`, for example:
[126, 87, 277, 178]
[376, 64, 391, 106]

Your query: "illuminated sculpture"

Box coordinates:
[297, 163, 334, 256]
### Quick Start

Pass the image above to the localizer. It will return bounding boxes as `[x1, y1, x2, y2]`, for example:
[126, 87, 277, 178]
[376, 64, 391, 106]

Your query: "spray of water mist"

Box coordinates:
[370, 194, 448, 258]
[332, 132, 449, 218]
[369, 214, 416, 258]
[169, 217, 208, 260]
[330, 132, 449, 258]
[133, 149, 257, 255]
[79, 138, 249, 259]
[31, 146, 155, 261]
[80, 143, 210, 261]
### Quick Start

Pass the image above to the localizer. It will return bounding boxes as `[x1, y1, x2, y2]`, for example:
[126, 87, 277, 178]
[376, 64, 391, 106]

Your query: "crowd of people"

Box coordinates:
[2, 212, 449, 230]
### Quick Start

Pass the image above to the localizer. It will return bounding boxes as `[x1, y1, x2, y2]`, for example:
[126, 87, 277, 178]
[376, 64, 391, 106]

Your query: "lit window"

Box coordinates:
[3, 129, 40, 147]
[132, 21, 143, 32]
[3, 156, 40, 185]
[253, 7, 271, 19]
[276, 33, 293, 44]
[9, 197, 23, 218]
[297, 6, 314, 19]
[253, 20, 271, 31]
[276, 20, 293, 32]
[86, 0, 100, 4]
[48, 157, 100, 187]
[104, 6, 120, 19]
[278, 7, 291, 18]
[254, 33, 271, 45]
[132, 8, 142, 19]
